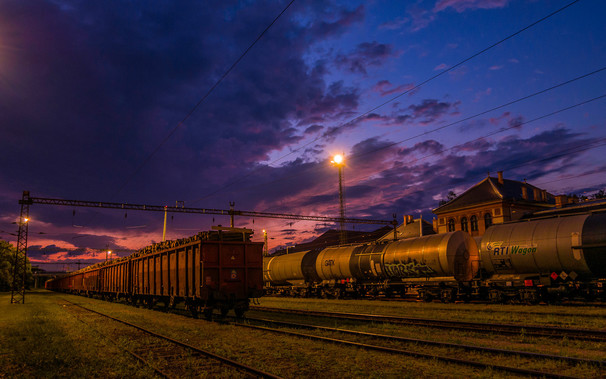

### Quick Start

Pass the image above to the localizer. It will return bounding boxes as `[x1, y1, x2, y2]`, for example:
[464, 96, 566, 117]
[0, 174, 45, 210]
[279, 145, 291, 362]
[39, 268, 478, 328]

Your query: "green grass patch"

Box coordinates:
[0, 290, 156, 378]
[3, 291, 604, 378]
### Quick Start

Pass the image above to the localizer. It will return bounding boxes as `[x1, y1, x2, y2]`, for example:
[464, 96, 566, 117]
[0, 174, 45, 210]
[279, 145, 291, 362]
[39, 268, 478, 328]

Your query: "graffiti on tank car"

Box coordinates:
[324, 259, 335, 266]
[383, 259, 435, 278]
[487, 241, 536, 256]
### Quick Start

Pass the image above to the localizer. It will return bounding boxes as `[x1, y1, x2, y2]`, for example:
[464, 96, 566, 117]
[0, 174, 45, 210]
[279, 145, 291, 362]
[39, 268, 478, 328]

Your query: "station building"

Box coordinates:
[432, 171, 556, 237]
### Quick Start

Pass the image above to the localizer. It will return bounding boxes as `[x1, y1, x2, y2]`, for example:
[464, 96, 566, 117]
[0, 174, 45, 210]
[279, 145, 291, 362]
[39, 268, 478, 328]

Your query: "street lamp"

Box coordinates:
[331, 154, 346, 244]
[106, 250, 112, 261]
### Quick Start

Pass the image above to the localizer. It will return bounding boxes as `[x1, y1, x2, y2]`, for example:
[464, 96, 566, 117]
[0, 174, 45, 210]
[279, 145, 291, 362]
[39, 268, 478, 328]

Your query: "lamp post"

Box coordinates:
[262, 229, 269, 257]
[106, 249, 112, 261]
[331, 154, 346, 244]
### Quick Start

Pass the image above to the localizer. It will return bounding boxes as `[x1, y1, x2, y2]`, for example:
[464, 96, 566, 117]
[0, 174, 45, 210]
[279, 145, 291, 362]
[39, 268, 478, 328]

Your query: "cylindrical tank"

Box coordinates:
[264, 251, 308, 283]
[480, 213, 606, 279]
[381, 231, 479, 281]
[315, 245, 357, 281]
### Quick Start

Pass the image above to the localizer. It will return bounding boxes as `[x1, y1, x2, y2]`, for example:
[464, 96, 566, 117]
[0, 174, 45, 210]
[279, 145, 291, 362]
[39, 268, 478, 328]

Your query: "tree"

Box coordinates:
[0, 240, 15, 291]
[0, 239, 34, 292]
[438, 191, 457, 206]
[592, 189, 605, 199]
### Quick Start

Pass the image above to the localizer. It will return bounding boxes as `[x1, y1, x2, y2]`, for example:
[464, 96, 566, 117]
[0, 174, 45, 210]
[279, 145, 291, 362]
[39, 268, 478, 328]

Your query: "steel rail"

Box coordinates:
[371, 298, 606, 317]
[250, 306, 606, 342]
[238, 316, 605, 367]
[62, 299, 281, 379]
[235, 323, 582, 379]
[61, 299, 172, 378]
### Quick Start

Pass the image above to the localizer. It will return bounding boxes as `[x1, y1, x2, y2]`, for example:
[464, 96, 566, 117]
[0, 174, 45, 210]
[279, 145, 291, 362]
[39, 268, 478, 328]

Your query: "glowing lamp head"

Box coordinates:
[24, 218, 29, 223]
[332, 154, 344, 165]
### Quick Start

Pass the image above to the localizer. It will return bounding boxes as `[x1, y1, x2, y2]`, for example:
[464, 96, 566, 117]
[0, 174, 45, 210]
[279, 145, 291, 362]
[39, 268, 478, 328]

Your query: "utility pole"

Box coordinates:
[331, 154, 347, 244]
[11, 191, 31, 304]
[229, 201, 235, 227]
[162, 205, 168, 241]
[263, 229, 269, 257]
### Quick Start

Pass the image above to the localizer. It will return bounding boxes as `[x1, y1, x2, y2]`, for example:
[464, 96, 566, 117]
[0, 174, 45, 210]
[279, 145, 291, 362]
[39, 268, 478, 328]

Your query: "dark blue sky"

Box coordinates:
[1, 0, 604, 267]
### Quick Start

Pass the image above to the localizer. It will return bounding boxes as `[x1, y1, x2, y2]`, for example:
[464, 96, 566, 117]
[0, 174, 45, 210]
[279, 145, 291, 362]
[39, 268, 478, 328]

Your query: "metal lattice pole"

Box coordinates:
[11, 191, 31, 304]
[338, 165, 346, 244]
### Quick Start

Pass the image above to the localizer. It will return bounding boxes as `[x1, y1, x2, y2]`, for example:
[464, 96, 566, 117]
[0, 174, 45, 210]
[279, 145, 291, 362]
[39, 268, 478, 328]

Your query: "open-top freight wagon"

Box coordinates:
[46, 227, 264, 319]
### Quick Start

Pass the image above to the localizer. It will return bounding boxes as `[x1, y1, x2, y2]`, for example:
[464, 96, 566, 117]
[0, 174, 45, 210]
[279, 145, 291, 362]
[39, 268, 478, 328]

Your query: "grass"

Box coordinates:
[0, 290, 156, 378]
[255, 297, 606, 329]
[2, 290, 604, 378]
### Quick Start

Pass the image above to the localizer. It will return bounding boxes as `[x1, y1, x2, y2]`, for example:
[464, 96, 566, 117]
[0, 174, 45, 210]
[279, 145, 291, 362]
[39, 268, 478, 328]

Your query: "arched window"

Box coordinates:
[461, 217, 468, 232]
[447, 218, 455, 232]
[484, 213, 493, 228]
[470, 215, 478, 232]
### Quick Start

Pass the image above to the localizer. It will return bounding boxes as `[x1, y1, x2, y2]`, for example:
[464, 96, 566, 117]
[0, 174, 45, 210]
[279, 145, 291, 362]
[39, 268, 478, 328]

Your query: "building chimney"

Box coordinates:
[497, 171, 504, 184]
[419, 214, 423, 237]
[404, 215, 413, 225]
[521, 186, 528, 200]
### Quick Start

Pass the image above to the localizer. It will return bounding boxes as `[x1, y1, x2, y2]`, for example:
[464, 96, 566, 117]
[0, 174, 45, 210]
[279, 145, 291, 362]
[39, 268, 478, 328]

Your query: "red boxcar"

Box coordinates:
[46, 228, 264, 318]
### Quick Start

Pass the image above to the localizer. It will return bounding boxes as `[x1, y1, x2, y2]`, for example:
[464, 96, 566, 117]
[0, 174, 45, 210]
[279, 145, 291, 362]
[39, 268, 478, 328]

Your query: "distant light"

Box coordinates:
[24, 218, 29, 223]
[108, 251, 112, 255]
[262, 229, 266, 233]
[332, 154, 344, 165]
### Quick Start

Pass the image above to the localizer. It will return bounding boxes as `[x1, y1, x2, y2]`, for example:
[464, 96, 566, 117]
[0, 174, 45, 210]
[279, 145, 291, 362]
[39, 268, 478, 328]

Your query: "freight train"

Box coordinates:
[263, 212, 606, 303]
[46, 227, 264, 319]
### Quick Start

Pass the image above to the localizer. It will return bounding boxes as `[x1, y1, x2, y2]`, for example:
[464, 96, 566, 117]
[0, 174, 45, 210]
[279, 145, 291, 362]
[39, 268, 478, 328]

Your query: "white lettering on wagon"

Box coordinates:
[487, 241, 537, 256]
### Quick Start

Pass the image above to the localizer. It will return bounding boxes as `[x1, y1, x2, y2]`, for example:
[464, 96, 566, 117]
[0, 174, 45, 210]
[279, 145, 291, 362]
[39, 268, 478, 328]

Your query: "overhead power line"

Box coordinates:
[349, 66, 606, 162]
[205, 71, 606, 204]
[113, 0, 297, 199]
[191, 0, 584, 204]
[346, 133, 606, 213]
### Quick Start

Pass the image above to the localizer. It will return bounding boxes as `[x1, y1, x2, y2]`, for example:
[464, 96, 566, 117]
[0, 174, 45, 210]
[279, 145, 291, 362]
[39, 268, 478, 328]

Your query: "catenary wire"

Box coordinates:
[345, 138, 606, 214]
[261, 93, 606, 214]
[207, 74, 606, 205]
[112, 0, 297, 199]
[189, 0, 584, 204]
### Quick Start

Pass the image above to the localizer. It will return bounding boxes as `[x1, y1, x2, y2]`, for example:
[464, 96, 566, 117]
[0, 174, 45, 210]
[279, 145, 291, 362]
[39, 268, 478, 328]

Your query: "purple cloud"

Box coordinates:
[372, 80, 416, 97]
[434, 0, 511, 13]
[335, 41, 396, 74]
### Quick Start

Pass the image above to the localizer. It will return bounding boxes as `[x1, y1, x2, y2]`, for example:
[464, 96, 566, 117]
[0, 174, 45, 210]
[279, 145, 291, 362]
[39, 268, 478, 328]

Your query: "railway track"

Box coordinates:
[250, 306, 606, 342]
[60, 299, 281, 379]
[360, 301, 606, 319]
[237, 316, 604, 367]
[231, 317, 597, 379]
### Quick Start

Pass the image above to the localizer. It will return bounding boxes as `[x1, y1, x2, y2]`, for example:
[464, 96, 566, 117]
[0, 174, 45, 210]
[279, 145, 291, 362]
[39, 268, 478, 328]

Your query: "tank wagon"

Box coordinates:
[264, 212, 606, 303]
[478, 212, 606, 303]
[264, 231, 480, 301]
[46, 228, 264, 318]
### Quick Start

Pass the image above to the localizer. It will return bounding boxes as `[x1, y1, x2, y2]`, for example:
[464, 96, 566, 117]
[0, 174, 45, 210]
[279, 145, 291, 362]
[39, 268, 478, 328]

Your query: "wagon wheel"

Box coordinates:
[146, 297, 157, 309]
[168, 296, 177, 309]
[203, 307, 213, 321]
[235, 308, 246, 318]
[187, 302, 200, 319]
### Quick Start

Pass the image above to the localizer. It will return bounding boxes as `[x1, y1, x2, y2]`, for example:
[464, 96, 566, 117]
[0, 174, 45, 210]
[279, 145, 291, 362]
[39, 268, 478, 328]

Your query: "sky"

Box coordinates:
[1, 0, 605, 270]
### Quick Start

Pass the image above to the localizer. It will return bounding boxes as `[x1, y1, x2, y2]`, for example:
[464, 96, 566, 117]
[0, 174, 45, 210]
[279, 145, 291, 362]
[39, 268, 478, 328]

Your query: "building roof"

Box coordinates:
[521, 198, 606, 219]
[377, 218, 435, 242]
[272, 226, 392, 256]
[433, 175, 555, 214]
